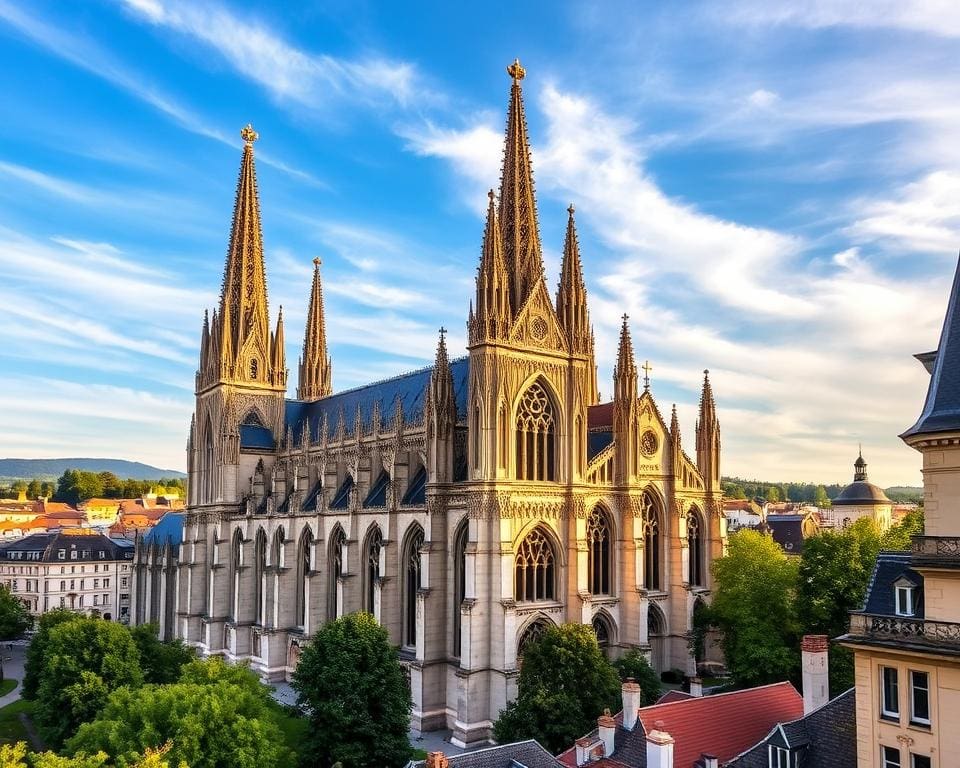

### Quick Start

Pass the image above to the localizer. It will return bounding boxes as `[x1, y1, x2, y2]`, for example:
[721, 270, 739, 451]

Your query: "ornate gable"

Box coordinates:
[508, 280, 568, 353]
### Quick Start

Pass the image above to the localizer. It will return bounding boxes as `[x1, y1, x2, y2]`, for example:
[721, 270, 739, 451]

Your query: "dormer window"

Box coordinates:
[769, 745, 792, 768]
[896, 586, 914, 617]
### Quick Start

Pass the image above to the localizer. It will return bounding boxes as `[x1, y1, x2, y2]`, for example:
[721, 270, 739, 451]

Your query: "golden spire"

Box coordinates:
[429, 326, 456, 433]
[556, 203, 590, 352]
[298, 257, 333, 400]
[498, 57, 546, 313]
[472, 189, 511, 343]
[216, 123, 277, 387]
[614, 314, 638, 399]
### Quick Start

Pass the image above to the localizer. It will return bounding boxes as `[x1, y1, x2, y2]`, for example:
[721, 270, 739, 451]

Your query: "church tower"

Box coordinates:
[297, 257, 332, 400]
[189, 125, 287, 506]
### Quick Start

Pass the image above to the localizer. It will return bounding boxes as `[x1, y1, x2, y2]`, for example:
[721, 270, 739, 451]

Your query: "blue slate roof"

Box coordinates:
[143, 512, 185, 548]
[363, 471, 390, 507]
[239, 423, 275, 449]
[588, 430, 613, 460]
[903, 254, 960, 438]
[861, 551, 924, 616]
[401, 466, 427, 506]
[285, 357, 469, 442]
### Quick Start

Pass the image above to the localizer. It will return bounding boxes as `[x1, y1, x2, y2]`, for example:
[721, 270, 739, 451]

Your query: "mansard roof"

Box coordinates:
[285, 357, 469, 442]
[860, 550, 924, 617]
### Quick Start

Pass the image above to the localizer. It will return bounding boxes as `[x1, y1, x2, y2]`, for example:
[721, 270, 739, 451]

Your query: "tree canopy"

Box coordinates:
[710, 529, 801, 688]
[67, 658, 288, 768]
[493, 623, 621, 754]
[0, 741, 184, 768]
[292, 612, 412, 768]
[0, 585, 32, 642]
[34, 618, 143, 746]
[52, 471, 185, 506]
[129, 624, 195, 685]
[611, 648, 662, 707]
[23, 609, 83, 700]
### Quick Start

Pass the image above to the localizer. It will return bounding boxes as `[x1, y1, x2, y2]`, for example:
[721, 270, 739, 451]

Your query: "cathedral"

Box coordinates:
[132, 60, 725, 746]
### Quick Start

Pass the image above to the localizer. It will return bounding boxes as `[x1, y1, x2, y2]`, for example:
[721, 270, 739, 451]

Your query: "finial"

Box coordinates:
[278, 304, 283, 318]
[439, 326, 447, 341]
[642, 360, 653, 390]
[507, 58, 526, 81]
[240, 123, 259, 144]
[313, 256, 321, 268]
[704, 368, 710, 378]
[567, 203, 575, 216]
[622, 313, 629, 325]
[488, 189, 496, 202]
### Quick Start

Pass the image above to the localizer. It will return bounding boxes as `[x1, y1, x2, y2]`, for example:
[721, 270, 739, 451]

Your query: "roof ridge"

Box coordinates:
[640, 680, 798, 712]
[288, 355, 468, 404]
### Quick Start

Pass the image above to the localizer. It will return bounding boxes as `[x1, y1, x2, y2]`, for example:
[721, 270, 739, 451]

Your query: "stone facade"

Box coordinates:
[132, 61, 726, 746]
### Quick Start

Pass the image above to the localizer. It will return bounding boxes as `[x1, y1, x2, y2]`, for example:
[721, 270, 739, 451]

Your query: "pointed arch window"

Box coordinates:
[229, 529, 243, 622]
[329, 527, 346, 619]
[403, 526, 424, 647]
[254, 529, 267, 626]
[272, 527, 285, 569]
[365, 526, 383, 616]
[452, 521, 468, 657]
[515, 527, 556, 602]
[473, 404, 482, 471]
[296, 528, 313, 628]
[587, 507, 611, 595]
[641, 491, 662, 591]
[688, 510, 704, 587]
[515, 382, 556, 481]
[592, 613, 613, 654]
[518, 617, 550, 665]
[250, 359, 259, 380]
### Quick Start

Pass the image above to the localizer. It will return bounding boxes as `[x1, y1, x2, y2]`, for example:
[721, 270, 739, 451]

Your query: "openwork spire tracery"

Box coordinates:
[298, 257, 333, 400]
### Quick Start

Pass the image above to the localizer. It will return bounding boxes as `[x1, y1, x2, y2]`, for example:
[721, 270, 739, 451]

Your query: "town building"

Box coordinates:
[0, 529, 134, 621]
[765, 511, 820, 555]
[829, 451, 893, 531]
[133, 60, 725, 745]
[838, 253, 960, 767]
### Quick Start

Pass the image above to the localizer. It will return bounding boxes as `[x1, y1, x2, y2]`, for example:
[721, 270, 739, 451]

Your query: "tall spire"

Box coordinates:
[471, 190, 511, 343]
[214, 124, 279, 387]
[614, 314, 638, 403]
[298, 257, 333, 400]
[696, 369, 721, 489]
[499, 58, 546, 312]
[556, 204, 591, 354]
[429, 327, 456, 435]
[613, 315, 639, 484]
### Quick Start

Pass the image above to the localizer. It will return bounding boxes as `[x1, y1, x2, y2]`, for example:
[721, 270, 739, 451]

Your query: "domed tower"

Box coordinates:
[831, 448, 893, 530]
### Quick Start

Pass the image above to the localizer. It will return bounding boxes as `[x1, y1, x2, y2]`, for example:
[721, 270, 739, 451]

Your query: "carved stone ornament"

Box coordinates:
[640, 430, 658, 458]
[674, 499, 687, 519]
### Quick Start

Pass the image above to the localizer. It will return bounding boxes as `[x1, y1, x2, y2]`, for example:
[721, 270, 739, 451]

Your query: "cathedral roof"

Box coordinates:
[902, 252, 960, 440]
[285, 357, 469, 441]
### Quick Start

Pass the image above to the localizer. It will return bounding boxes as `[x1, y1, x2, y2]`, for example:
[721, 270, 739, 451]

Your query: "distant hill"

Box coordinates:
[884, 486, 924, 503]
[0, 458, 186, 481]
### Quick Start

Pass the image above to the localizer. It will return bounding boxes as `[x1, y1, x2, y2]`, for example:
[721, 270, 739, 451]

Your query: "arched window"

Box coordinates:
[452, 521, 468, 657]
[518, 617, 550, 665]
[515, 527, 556, 602]
[272, 527, 285, 569]
[592, 613, 613, 653]
[648, 603, 666, 672]
[472, 404, 481, 471]
[329, 526, 346, 619]
[403, 526, 424, 647]
[587, 507, 612, 595]
[515, 381, 556, 481]
[641, 491, 662, 590]
[254, 529, 267, 626]
[688, 510, 704, 587]
[365, 526, 383, 616]
[201, 416, 215, 504]
[230, 529, 243, 622]
[296, 528, 313, 628]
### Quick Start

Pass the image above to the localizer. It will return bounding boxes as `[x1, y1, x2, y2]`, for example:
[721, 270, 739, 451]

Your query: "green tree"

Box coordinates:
[493, 623, 621, 754]
[26, 480, 42, 500]
[0, 741, 184, 767]
[67, 658, 286, 768]
[10, 481, 27, 498]
[815, 485, 830, 507]
[611, 649, 661, 706]
[710, 530, 800, 688]
[881, 509, 924, 551]
[765, 487, 781, 503]
[293, 612, 411, 768]
[129, 624, 195, 685]
[23, 609, 83, 699]
[0, 585, 31, 643]
[35, 618, 143, 746]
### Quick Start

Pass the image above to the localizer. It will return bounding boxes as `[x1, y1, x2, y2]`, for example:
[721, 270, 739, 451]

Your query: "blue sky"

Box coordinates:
[1, 0, 957, 485]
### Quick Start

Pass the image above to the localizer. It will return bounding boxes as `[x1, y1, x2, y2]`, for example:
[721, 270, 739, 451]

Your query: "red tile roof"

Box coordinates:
[654, 689, 693, 705]
[588, 402, 614, 430]
[637, 682, 802, 768]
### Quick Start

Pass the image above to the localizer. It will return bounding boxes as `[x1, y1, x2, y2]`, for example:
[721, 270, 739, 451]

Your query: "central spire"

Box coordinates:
[498, 58, 546, 313]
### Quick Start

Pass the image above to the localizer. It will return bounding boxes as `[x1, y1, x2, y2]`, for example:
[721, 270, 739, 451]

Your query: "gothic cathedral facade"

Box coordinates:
[133, 61, 725, 746]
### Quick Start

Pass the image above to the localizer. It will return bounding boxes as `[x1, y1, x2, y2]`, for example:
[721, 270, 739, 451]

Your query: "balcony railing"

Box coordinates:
[911, 536, 960, 567]
[848, 612, 960, 649]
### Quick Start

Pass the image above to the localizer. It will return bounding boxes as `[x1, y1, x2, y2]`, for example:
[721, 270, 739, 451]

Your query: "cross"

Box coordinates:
[439, 326, 447, 341]
[642, 360, 653, 390]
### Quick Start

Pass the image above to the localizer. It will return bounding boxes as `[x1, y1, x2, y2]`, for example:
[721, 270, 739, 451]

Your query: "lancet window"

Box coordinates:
[365, 526, 383, 616]
[515, 527, 556, 602]
[452, 521, 468, 657]
[641, 491, 662, 590]
[296, 528, 312, 628]
[517, 617, 550, 664]
[688, 509, 704, 587]
[329, 526, 346, 619]
[403, 526, 424, 647]
[229, 529, 243, 622]
[515, 382, 556, 481]
[254, 529, 267, 626]
[587, 506, 611, 595]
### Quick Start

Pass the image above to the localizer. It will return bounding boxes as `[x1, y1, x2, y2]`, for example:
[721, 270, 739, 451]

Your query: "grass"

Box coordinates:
[0, 699, 34, 747]
[0, 680, 17, 698]
[267, 700, 309, 759]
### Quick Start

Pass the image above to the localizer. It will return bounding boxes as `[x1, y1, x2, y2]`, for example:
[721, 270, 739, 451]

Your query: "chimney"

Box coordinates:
[574, 737, 593, 766]
[622, 678, 642, 731]
[701, 754, 719, 768]
[801, 634, 829, 714]
[646, 724, 674, 768]
[689, 676, 703, 697]
[598, 708, 616, 757]
[425, 753, 449, 768]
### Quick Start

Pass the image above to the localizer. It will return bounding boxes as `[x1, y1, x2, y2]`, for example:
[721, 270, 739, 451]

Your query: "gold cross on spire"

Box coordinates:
[313, 256, 322, 267]
[642, 360, 653, 390]
[240, 124, 259, 144]
[507, 58, 526, 81]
